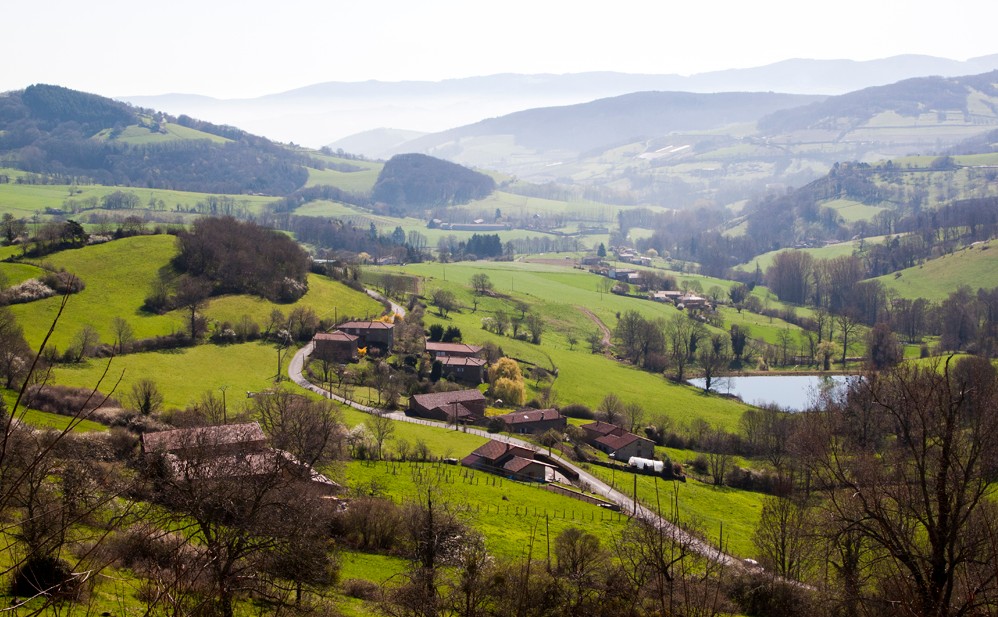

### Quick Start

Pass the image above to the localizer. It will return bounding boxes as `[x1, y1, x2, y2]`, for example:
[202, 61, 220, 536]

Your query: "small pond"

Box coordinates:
[687, 374, 856, 411]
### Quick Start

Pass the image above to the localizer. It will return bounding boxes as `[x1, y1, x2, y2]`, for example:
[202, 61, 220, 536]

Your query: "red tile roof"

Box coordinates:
[439, 356, 487, 367]
[142, 422, 266, 454]
[314, 330, 358, 342]
[503, 456, 540, 473]
[596, 432, 644, 452]
[581, 420, 625, 437]
[410, 389, 486, 411]
[338, 320, 394, 330]
[497, 408, 563, 425]
[425, 342, 484, 355]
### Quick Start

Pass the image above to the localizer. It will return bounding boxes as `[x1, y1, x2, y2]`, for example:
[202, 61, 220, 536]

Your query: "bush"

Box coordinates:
[342, 578, 381, 601]
[11, 555, 83, 600]
[40, 270, 85, 294]
[559, 403, 595, 420]
[727, 571, 815, 617]
[2, 279, 56, 304]
[23, 384, 121, 418]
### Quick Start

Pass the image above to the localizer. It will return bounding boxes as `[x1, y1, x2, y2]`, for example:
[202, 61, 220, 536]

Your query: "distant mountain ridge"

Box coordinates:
[119, 54, 998, 149]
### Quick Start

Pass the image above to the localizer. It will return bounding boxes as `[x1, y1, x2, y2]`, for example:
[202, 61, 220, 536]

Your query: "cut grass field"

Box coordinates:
[346, 460, 631, 561]
[0, 182, 275, 219]
[874, 239, 998, 301]
[51, 341, 283, 410]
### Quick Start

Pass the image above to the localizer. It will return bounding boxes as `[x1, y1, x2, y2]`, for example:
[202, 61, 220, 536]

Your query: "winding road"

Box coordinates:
[287, 329, 739, 567]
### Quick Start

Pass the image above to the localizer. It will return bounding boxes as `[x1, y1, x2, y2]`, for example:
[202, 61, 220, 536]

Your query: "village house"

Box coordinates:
[337, 320, 395, 352]
[141, 422, 268, 459]
[580, 420, 655, 460]
[425, 341, 484, 359]
[461, 440, 558, 482]
[141, 422, 340, 495]
[439, 356, 488, 384]
[407, 389, 488, 423]
[311, 330, 359, 362]
[495, 408, 566, 434]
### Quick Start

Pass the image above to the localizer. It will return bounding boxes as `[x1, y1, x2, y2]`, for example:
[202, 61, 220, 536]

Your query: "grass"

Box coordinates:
[0, 182, 275, 219]
[874, 240, 998, 301]
[11, 235, 183, 350]
[340, 407, 490, 458]
[0, 260, 44, 286]
[379, 261, 752, 430]
[346, 460, 630, 561]
[51, 341, 284, 410]
[583, 465, 764, 558]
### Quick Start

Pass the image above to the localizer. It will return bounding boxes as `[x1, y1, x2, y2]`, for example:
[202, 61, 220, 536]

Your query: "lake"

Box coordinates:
[687, 374, 855, 411]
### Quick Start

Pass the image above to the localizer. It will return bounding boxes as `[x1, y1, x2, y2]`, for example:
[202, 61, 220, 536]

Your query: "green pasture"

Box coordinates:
[10, 234, 384, 352]
[51, 341, 282, 411]
[875, 239, 998, 301]
[583, 465, 764, 559]
[205, 274, 384, 327]
[734, 239, 863, 273]
[823, 198, 887, 223]
[306, 167, 380, 193]
[11, 235, 183, 350]
[339, 407, 490, 458]
[0, 260, 44, 285]
[346, 460, 631, 561]
[104, 121, 230, 145]
[0, 182, 275, 219]
[1, 389, 103, 433]
[380, 261, 751, 430]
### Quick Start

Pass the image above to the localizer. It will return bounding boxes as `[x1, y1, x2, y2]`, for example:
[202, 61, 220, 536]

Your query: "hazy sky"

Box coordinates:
[4, 0, 997, 99]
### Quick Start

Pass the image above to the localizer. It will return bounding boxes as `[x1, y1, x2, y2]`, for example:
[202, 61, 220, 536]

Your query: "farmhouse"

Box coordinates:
[439, 356, 487, 384]
[141, 422, 267, 459]
[425, 341, 484, 359]
[141, 422, 340, 495]
[580, 420, 655, 460]
[495, 408, 566, 434]
[311, 330, 359, 362]
[337, 320, 395, 351]
[461, 440, 558, 482]
[407, 389, 487, 423]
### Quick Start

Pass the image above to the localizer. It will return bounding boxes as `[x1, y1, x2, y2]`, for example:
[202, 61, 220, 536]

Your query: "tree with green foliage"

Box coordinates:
[432, 289, 457, 317]
[470, 273, 494, 295]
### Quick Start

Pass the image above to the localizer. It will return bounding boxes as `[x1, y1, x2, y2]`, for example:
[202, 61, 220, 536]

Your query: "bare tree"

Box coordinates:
[753, 495, 817, 581]
[367, 412, 396, 460]
[129, 378, 164, 416]
[254, 387, 345, 469]
[111, 316, 134, 353]
[800, 357, 998, 617]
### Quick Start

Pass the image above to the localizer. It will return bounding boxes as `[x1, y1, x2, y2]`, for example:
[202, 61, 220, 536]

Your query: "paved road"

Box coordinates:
[287, 341, 739, 566]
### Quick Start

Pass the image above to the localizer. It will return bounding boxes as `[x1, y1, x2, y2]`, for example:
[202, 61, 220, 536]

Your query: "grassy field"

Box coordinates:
[0, 182, 276, 219]
[874, 240, 998, 301]
[51, 341, 283, 410]
[379, 261, 753, 430]
[11, 235, 183, 350]
[306, 167, 381, 193]
[346, 460, 631, 561]
[9, 235, 384, 352]
[0, 260, 45, 285]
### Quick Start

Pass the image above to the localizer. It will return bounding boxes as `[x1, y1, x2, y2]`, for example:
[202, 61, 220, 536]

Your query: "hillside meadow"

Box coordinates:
[376, 260, 754, 430]
[9, 234, 382, 351]
[874, 239, 998, 301]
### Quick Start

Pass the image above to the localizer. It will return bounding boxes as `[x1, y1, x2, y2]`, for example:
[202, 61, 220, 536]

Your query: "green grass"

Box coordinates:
[205, 274, 384, 327]
[583, 465, 764, 558]
[346, 460, 630, 561]
[340, 407, 490, 458]
[0, 182, 275, 219]
[379, 261, 752, 430]
[11, 235, 183, 350]
[306, 167, 380, 193]
[875, 240, 998, 301]
[51, 341, 284, 410]
[0, 261, 44, 286]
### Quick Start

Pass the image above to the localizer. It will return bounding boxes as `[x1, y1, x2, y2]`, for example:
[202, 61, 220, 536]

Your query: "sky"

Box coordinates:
[4, 0, 998, 100]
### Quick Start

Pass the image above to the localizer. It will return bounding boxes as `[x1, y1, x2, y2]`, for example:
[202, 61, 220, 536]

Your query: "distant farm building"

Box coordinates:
[337, 320, 395, 352]
[312, 330, 359, 362]
[407, 389, 488, 423]
[494, 408, 566, 434]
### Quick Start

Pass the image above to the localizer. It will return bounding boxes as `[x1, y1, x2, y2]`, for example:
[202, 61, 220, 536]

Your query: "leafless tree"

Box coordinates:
[367, 412, 396, 461]
[129, 378, 164, 416]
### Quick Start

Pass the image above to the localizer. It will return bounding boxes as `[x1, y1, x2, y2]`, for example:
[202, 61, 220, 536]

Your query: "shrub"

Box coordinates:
[342, 578, 381, 601]
[40, 270, 85, 294]
[2, 279, 56, 304]
[23, 384, 121, 418]
[559, 403, 595, 420]
[11, 555, 83, 600]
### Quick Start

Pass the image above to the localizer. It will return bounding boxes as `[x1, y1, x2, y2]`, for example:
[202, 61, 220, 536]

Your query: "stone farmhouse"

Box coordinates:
[461, 440, 559, 482]
[494, 408, 566, 434]
[311, 330, 359, 362]
[337, 320, 395, 352]
[407, 389, 487, 423]
[580, 420, 655, 461]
